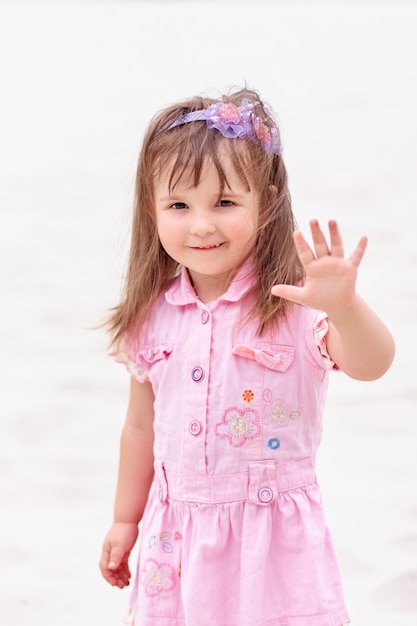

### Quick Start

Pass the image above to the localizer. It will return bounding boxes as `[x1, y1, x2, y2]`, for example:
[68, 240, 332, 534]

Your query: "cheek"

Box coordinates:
[156, 214, 183, 248]
[236, 212, 258, 243]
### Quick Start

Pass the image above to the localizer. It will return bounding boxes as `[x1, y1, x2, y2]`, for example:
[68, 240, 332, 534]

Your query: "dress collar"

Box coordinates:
[165, 258, 256, 306]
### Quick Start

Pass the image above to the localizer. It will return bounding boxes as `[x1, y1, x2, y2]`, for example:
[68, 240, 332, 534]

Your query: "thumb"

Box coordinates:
[108, 546, 124, 570]
[271, 283, 304, 305]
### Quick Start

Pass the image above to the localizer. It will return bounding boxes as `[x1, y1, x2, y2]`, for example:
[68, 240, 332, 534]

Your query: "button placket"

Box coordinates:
[183, 305, 212, 472]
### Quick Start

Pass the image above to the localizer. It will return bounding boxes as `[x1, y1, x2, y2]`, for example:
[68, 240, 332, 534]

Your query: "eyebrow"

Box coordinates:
[158, 190, 247, 203]
[158, 195, 185, 204]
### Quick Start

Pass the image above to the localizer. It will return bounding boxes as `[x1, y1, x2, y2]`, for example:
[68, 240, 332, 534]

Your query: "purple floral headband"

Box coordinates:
[168, 98, 280, 156]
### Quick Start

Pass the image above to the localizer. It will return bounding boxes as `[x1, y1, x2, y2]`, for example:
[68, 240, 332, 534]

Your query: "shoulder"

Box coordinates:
[271, 305, 332, 370]
[267, 303, 319, 338]
[120, 282, 177, 351]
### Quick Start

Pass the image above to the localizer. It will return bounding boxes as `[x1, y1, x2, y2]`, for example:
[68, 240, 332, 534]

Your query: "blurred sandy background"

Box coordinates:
[0, 1, 416, 624]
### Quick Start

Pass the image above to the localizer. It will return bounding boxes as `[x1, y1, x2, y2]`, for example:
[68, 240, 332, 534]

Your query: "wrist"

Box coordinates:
[113, 518, 140, 527]
[326, 294, 361, 325]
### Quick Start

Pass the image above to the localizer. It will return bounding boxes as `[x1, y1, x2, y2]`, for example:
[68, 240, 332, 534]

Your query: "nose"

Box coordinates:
[189, 213, 216, 237]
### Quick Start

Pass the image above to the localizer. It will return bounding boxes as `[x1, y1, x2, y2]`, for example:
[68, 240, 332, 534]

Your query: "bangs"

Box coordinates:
[151, 122, 256, 197]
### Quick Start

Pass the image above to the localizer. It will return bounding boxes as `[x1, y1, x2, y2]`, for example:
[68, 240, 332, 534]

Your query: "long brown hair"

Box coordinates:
[107, 87, 303, 347]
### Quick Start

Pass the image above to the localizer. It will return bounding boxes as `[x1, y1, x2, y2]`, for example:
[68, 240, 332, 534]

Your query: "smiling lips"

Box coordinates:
[190, 243, 225, 250]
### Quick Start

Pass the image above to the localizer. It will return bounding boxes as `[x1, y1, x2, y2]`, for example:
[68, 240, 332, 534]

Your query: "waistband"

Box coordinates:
[154, 457, 316, 506]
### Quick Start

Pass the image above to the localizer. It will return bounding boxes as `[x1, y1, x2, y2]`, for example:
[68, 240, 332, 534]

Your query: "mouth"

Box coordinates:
[190, 242, 225, 250]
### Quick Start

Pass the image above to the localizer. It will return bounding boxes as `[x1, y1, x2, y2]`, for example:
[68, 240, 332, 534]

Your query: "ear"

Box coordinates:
[269, 184, 278, 195]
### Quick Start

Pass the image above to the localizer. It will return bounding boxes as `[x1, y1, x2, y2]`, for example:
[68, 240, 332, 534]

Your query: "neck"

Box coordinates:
[187, 271, 232, 304]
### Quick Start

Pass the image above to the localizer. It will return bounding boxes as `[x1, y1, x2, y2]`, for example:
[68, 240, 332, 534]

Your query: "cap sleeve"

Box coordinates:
[111, 343, 149, 382]
[313, 311, 339, 371]
[110, 326, 150, 383]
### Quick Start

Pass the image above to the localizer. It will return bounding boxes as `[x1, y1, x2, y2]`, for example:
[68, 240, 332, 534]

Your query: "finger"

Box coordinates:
[309, 219, 331, 258]
[99, 545, 112, 575]
[119, 560, 132, 581]
[105, 560, 131, 588]
[114, 570, 131, 589]
[348, 235, 368, 268]
[271, 284, 305, 306]
[108, 547, 124, 571]
[328, 220, 344, 257]
[110, 570, 130, 589]
[292, 230, 315, 267]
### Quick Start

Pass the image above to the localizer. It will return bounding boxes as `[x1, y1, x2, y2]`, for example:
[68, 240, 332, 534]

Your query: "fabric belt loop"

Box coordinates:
[249, 461, 278, 506]
[155, 461, 168, 503]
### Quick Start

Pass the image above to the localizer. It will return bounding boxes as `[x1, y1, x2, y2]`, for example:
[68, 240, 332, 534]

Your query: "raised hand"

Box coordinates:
[271, 219, 368, 316]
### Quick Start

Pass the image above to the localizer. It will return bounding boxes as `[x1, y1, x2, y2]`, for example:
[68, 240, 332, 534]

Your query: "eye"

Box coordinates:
[219, 199, 235, 207]
[170, 202, 188, 210]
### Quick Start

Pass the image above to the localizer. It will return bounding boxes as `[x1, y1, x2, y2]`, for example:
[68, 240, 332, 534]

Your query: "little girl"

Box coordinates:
[99, 88, 394, 626]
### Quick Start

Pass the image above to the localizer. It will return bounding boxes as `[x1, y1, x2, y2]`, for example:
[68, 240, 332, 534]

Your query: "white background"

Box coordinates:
[0, 1, 416, 624]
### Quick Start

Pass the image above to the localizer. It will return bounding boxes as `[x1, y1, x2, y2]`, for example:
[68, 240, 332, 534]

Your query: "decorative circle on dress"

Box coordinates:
[268, 437, 281, 450]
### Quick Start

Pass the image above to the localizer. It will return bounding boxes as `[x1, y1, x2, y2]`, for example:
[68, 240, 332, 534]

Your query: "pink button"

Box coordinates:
[189, 420, 202, 436]
[258, 487, 273, 503]
[191, 366, 204, 382]
[201, 310, 209, 324]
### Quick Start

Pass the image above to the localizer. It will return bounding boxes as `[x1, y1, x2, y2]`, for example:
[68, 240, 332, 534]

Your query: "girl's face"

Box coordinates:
[154, 153, 259, 303]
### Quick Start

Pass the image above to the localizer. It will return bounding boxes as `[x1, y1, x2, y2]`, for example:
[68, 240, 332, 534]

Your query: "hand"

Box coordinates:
[271, 220, 367, 316]
[99, 522, 139, 588]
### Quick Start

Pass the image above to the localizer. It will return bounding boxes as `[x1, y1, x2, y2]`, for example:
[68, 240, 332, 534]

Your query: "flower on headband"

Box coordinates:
[168, 98, 281, 155]
[218, 103, 242, 125]
[253, 118, 270, 144]
[207, 99, 280, 155]
[253, 117, 280, 155]
[206, 102, 247, 139]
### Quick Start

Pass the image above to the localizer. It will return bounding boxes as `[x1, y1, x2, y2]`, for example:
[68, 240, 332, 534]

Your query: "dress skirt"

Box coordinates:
[123, 458, 350, 626]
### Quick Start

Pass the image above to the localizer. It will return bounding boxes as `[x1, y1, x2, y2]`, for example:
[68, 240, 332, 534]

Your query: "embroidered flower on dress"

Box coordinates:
[265, 400, 288, 425]
[141, 558, 177, 597]
[148, 530, 181, 554]
[215, 407, 261, 447]
[268, 437, 281, 450]
[265, 398, 301, 427]
[263, 388, 273, 403]
[161, 541, 173, 554]
[242, 388, 254, 403]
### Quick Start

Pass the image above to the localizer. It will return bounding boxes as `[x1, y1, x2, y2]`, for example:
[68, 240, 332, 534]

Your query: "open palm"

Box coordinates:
[271, 220, 368, 316]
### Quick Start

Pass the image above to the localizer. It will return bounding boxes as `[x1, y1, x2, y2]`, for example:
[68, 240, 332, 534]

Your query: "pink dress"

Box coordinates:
[114, 260, 350, 626]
